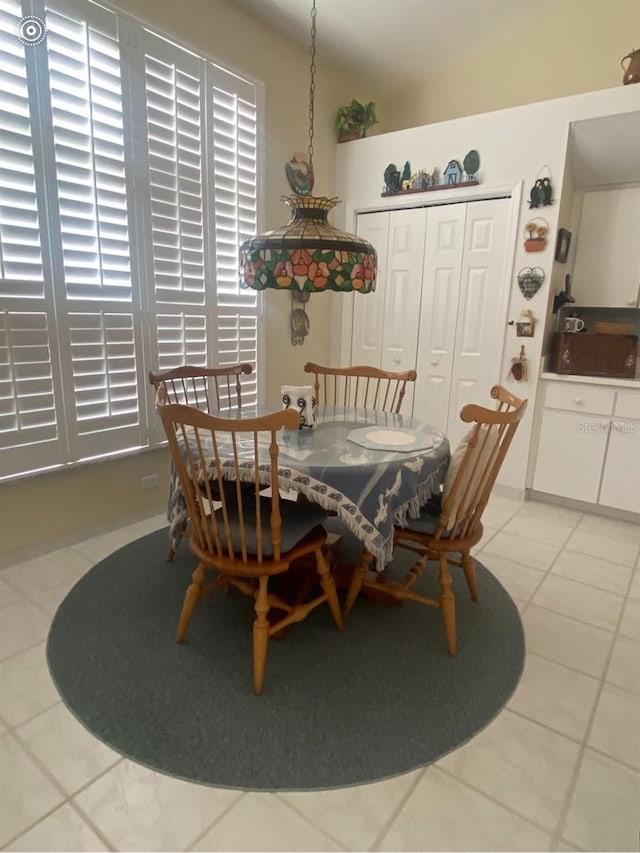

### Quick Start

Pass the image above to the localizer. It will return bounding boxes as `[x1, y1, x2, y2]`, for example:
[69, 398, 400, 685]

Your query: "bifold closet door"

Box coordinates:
[413, 197, 510, 447]
[447, 198, 510, 448]
[350, 211, 389, 367]
[351, 209, 427, 414]
[412, 204, 467, 435]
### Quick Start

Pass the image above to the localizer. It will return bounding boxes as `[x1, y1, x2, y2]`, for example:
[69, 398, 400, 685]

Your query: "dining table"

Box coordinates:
[166, 405, 450, 573]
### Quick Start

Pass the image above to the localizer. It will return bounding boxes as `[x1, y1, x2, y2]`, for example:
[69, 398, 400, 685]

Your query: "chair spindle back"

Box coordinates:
[158, 404, 300, 565]
[303, 362, 417, 414]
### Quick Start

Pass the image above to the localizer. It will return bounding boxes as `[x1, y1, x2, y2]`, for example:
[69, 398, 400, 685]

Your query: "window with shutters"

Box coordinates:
[0, 0, 262, 479]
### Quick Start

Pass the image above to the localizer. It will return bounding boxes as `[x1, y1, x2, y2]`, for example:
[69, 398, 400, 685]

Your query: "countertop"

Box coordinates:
[540, 371, 640, 390]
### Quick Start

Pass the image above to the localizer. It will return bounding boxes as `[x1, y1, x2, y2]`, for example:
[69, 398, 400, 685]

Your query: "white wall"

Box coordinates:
[380, 0, 640, 131]
[334, 85, 640, 492]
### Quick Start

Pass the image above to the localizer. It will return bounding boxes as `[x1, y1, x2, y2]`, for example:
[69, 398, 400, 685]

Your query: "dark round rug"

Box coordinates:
[47, 523, 524, 791]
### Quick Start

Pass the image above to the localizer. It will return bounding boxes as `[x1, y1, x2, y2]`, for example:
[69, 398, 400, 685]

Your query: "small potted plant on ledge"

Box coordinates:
[335, 99, 378, 142]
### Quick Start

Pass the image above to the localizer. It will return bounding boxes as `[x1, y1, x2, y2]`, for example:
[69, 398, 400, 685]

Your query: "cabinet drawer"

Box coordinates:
[614, 388, 640, 420]
[544, 382, 615, 415]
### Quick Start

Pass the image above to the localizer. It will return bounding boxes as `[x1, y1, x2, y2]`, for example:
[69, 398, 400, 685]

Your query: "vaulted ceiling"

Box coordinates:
[233, 0, 555, 98]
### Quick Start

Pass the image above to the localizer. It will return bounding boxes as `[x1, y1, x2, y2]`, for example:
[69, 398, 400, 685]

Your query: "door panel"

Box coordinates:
[380, 208, 426, 378]
[413, 204, 466, 429]
[352, 208, 426, 415]
[448, 198, 510, 447]
[350, 211, 389, 367]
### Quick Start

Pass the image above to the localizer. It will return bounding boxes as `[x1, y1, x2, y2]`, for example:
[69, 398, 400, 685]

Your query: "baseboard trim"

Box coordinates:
[527, 489, 640, 523]
[492, 483, 526, 502]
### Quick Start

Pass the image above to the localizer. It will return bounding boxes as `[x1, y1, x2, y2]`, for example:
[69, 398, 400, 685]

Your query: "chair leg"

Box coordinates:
[176, 561, 206, 642]
[315, 549, 344, 630]
[438, 555, 457, 656]
[253, 576, 270, 695]
[461, 551, 479, 601]
[343, 549, 374, 618]
[167, 519, 188, 562]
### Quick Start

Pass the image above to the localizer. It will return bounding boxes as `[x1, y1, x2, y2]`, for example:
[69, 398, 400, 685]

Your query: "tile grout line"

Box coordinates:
[546, 550, 640, 851]
[271, 792, 350, 851]
[368, 767, 428, 851]
[433, 761, 559, 840]
[2, 725, 125, 850]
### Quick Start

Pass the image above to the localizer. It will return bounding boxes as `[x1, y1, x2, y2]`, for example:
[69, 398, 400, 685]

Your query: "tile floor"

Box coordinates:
[0, 494, 639, 852]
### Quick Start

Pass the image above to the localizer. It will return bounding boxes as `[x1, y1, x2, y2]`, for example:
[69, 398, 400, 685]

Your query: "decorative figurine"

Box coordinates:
[290, 290, 310, 345]
[380, 158, 476, 196]
[383, 163, 401, 193]
[463, 149, 480, 181]
[443, 159, 463, 184]
[285, 152, 314, 196]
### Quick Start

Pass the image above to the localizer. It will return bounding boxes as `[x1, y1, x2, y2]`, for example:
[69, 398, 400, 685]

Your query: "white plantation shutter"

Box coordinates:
[46, 4, 132, 301]
[155, 313, 206, 372]
[0, 0, 65, 475]
[0, 0, 262, 480]
[209, 68, 258, 404]
[139, 34, 260, 413]
[0, 311, 65, 473]
[0, 0, 45, 292]
[136, 28, 209, 402]
[42, 1, 143, 457]
[142, 45, 204, 306]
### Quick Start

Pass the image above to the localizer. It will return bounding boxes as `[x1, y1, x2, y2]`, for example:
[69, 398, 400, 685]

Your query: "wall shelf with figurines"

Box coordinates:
[381, 150, 480, 197]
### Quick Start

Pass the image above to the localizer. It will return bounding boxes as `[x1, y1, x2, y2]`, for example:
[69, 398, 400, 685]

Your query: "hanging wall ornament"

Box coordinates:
[523, 217, 548, 252]
[516, 308, 537, 337]
[517, 266, 545, 300]
[507, 345, 528, 382]
[528, 166, 554, 208]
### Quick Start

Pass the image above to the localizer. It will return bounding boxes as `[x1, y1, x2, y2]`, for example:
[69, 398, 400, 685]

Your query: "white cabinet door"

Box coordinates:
[533, 410, 609, 502]
[599, 421, 640, 512]
[572, 187, 640, 308]
[606, 393, 640, 512]
[350, 211, 389, 367]
[413, 204, 466, 433]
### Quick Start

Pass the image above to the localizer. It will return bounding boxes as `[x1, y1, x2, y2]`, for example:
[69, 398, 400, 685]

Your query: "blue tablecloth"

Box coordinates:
[167, 406, 450, 570]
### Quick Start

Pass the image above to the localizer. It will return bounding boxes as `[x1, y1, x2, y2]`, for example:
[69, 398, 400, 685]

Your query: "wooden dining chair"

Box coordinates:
[157, 402, 343, 694]
[303, 362, 417, 414]
[343, 385, 527, 655]
[149, 363, 253, 413]
[150, 363, 254, 560]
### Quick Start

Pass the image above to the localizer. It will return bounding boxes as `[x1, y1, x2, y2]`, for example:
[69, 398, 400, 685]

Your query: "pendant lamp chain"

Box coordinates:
[307, 0, 316, 171]
[238, 0, 377, 294]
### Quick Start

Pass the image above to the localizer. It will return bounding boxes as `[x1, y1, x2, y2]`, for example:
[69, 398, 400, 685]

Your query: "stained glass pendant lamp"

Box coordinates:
[239, 0, 377, 294]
